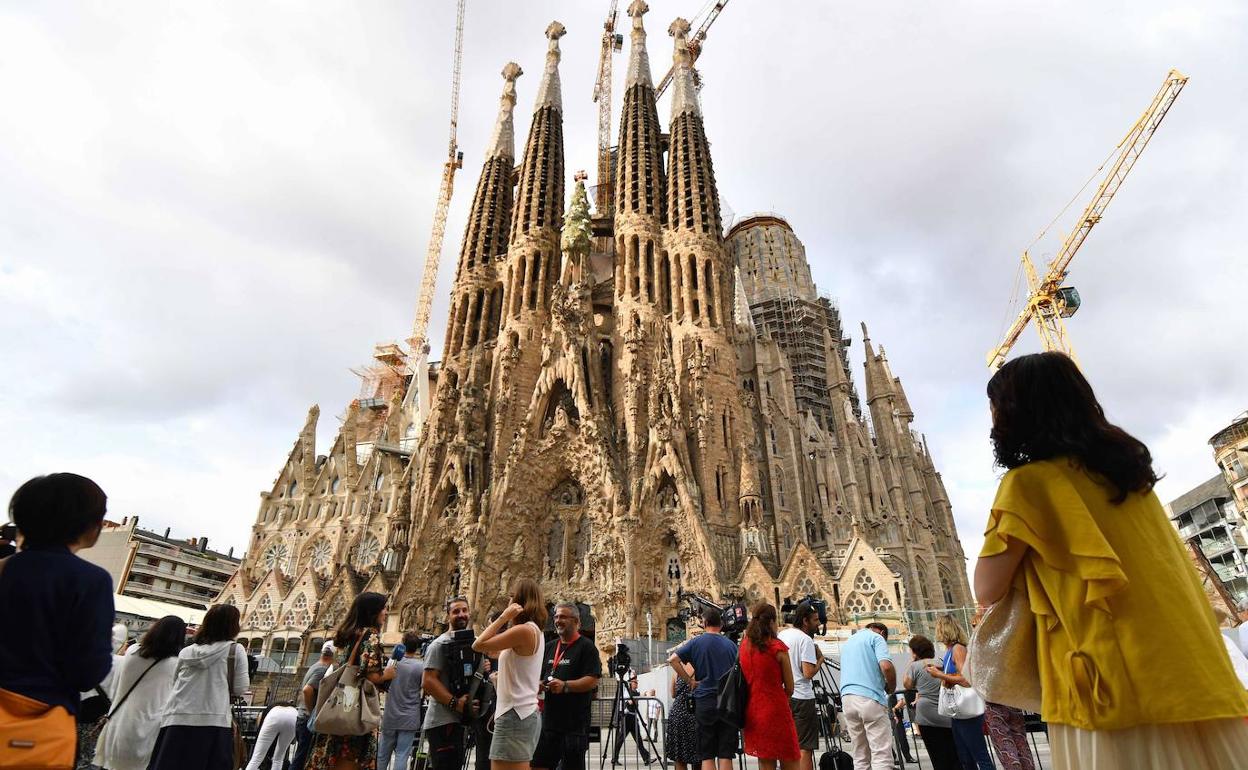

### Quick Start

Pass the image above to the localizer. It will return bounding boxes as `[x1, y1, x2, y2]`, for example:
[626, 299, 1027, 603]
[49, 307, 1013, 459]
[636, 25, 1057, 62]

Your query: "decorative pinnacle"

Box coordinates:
[560, 172, 592, 256]
[668, 18, 700, 118]
[534, 21, 566, 112]
[625, 1, 653, 89]
[486, 62, 523, 159]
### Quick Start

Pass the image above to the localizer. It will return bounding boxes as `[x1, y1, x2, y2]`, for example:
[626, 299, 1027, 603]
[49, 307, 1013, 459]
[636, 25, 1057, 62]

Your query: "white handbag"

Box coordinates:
[937, 648, 986, 719]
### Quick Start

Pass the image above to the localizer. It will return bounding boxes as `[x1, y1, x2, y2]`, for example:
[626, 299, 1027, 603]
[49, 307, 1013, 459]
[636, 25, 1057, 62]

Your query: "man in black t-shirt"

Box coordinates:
[532, 602, 601, 770]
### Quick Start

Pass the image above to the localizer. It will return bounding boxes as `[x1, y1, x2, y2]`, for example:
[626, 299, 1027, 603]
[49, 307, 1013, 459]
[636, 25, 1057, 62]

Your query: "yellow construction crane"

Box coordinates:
[407, 0, 467, 358]
[592, 0, 623, 215]
[655, 0, 730, 97]
[987, 69, 1187, 371]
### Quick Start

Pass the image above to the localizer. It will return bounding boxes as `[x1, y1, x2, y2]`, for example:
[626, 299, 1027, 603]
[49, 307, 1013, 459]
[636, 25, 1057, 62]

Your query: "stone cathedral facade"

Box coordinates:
[218, 4, 971, 661]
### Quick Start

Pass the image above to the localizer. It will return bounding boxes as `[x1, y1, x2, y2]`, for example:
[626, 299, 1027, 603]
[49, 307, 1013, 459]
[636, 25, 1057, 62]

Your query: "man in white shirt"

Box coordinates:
[778, 603, 823, 770]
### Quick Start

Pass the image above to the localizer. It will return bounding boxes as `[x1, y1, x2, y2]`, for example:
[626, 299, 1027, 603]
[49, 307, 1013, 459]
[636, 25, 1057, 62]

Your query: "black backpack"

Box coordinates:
[818, 749, 853, 770]
[715, 659, 748, 729]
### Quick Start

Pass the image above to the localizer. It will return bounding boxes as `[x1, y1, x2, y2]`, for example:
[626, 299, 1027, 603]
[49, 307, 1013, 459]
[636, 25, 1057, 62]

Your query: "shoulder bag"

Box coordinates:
[312, 631, 381, 736]
[224, 643, 246, 770]
[965, 587, 1041, 713]
[715, 652, 749, 729]
[0, 557, 76, 769]
[100, 658, 160, 726]
[936, 647, 985, 719]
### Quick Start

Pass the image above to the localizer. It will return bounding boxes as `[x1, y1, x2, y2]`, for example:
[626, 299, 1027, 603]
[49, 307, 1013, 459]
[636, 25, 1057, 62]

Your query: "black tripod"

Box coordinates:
[599, 673, 663, 770]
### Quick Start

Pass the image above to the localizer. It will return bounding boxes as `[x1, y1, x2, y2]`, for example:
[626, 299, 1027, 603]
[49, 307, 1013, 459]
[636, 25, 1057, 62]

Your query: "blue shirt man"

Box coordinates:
[838, 623, 896, 770]
[669, 608, 739, 770]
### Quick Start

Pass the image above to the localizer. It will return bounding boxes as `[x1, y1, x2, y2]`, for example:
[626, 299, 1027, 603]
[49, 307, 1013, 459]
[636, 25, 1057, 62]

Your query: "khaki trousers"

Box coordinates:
[841, 694, 893, 770]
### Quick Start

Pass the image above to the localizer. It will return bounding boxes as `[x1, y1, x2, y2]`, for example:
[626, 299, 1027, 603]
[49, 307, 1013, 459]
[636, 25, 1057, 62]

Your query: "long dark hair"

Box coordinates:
[334, 592, 387, 649]
[745, 602, 778, 652]
[510, 578, 547, 629]
[139, 615, 187, 659]
[987, 352, 1158, 503]
[194, 604, 241, 645]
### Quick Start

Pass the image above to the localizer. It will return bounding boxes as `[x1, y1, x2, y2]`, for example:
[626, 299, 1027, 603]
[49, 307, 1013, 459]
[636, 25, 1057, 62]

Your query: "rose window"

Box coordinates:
[309, 539, 333, 572]
[262, 542, 291, 573]
[352, 533, 381, 570]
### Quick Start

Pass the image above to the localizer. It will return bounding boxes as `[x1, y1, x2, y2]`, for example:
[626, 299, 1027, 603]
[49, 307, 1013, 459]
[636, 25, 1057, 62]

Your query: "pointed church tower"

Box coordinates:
[613, 1, 668, 488]
[442, 63, 522, 364]
[493, 22, 567, 470]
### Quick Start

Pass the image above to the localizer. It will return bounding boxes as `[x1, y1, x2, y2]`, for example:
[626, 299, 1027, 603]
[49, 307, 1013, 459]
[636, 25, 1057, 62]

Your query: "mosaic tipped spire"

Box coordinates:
[486, 62, 523, 160]
[625, 1, 653, 89]
[534, 21, 566, 113]
[668, 17, 700, 118]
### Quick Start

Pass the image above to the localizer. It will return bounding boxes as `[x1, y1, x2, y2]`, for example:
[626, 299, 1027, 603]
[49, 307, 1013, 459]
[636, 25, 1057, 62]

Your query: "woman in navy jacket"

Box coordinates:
[0, 474, 115, 718]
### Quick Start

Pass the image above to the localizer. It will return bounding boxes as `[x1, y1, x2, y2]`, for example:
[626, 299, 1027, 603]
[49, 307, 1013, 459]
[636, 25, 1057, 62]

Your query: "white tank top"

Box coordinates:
[495, 622, 545, 719]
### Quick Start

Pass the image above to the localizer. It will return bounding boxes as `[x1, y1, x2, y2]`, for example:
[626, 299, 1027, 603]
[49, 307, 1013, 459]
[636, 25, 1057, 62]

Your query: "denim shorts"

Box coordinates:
[489, 709, 542, 762]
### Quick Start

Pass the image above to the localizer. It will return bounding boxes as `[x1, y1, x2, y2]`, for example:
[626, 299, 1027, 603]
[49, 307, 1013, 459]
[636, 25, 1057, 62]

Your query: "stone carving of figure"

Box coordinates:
[547, 518, 564, 575]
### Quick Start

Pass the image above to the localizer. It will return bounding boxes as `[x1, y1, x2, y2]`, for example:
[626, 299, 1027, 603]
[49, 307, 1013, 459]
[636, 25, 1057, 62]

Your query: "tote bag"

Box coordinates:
[966, 587, 1042, 713]
[936, 648, 985, 719]
[716, 659, 749, 729]
[312, 632, 381, 736]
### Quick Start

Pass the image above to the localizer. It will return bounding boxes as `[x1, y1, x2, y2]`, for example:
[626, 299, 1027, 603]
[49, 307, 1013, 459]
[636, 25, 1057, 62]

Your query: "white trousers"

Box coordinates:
[245, 707, 298, 770]
[841, 695, 893, 770]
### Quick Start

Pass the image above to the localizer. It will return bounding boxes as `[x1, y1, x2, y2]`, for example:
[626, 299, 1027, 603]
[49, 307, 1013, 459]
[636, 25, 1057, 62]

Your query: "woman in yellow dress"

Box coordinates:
[973, 352, 1248, 770]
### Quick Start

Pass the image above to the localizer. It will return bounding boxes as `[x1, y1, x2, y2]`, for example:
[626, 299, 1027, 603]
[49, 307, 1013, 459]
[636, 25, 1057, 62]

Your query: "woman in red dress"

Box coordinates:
[739, 603, 800, 770]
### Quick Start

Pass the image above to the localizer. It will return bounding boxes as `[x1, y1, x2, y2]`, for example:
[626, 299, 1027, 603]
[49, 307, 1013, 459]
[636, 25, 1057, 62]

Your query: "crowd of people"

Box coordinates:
[4, 356, 1248, 770]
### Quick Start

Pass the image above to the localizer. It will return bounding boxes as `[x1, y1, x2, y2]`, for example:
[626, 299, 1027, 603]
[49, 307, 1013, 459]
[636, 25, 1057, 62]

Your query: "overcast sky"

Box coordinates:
[2, 1, 1244, 579]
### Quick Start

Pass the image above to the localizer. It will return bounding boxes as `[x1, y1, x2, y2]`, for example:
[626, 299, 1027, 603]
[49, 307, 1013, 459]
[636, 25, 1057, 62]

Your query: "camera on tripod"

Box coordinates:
[781, 594, 829, 635]
[608, 643, 632, 678]
[675, 591, 750, 642]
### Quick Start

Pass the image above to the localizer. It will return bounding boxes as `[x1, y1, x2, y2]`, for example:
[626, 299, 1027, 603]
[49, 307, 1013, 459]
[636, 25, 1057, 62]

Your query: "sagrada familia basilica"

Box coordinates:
[217, 3, 972, 660]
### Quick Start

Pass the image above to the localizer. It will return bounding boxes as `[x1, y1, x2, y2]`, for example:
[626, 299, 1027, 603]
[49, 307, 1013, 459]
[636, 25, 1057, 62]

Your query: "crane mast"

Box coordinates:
[408, 0, 467, 358]
[987, 69, 1187, 371]
[655, 0, 729, 97]
[592, 1, 622, 215]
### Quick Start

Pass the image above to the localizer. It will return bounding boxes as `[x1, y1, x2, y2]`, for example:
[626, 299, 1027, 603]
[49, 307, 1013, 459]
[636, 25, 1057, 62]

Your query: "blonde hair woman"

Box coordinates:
[926, 615, 992, 769]
[975, 353, 1248, 769]
[473, 578, 547, 770]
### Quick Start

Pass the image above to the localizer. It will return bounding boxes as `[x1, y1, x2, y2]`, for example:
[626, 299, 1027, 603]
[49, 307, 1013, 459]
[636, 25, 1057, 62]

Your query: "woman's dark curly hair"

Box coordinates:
[745, 602, 778, 652]
[987, 352, 1158, 503]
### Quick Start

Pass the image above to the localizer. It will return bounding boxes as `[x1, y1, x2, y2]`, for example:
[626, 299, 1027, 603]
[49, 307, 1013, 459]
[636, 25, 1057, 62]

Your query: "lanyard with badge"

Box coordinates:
[539, 633, 579, 710]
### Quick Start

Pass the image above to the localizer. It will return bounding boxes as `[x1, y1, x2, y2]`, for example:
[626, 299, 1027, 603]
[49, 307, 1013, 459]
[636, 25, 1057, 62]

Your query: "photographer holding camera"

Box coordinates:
[532, 602, 600, 770]
[423, 596, 476, 770]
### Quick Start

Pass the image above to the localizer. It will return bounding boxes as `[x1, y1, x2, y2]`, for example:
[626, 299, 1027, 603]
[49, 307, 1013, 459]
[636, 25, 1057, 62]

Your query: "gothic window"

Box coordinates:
[913, 558, 931, 606]
[940, 570, 956, 607]
[287, 479, 298, 497]
[853, 570, 878, 593]
[871, 593, 894, 612]
[309, 539, 333, 573]
[352, 533, 381, 570]
[253, 595, 275, 630]
[284, 594, 311, 628]
[331, 477, 341, 494]
[324, 595, 346, 627]
[262, 541, 290, 574]
[843, 592, 869, 616]
[795, 575, 816, 597]
[374, 474, 384, 491]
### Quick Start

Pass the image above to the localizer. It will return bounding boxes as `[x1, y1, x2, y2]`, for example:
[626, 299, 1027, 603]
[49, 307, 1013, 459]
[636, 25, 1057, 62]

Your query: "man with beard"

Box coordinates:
[532, 602, 601, 770]
[423, 596, 474, 770]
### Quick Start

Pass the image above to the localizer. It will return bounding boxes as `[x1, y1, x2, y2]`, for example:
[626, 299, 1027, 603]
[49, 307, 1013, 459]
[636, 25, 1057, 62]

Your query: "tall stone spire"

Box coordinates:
[511, 22, 567, 241]
[534, 21, 565, 112]
[615, 1, 665, 222]
[861, 322, 894, 403]
[486, 62, 522, 160]
[625, 0, 653, 89]
[666, 17, 720, 235]
[442, 64, 522, 358]
[668, 18, 700, 119]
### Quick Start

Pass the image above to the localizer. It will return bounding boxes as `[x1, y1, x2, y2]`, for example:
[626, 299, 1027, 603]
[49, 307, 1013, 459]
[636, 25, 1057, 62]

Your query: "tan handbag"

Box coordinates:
[966, 587, 1042, 713]
[311, 632, 381, 736]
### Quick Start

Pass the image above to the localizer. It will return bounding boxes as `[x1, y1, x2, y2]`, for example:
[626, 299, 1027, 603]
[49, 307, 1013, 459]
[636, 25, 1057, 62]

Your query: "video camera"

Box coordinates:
[676, 591, 750, 642]
[608, 643, 632, 678]
[781, 594, 829, 635]
[442, 629, 479, 698]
